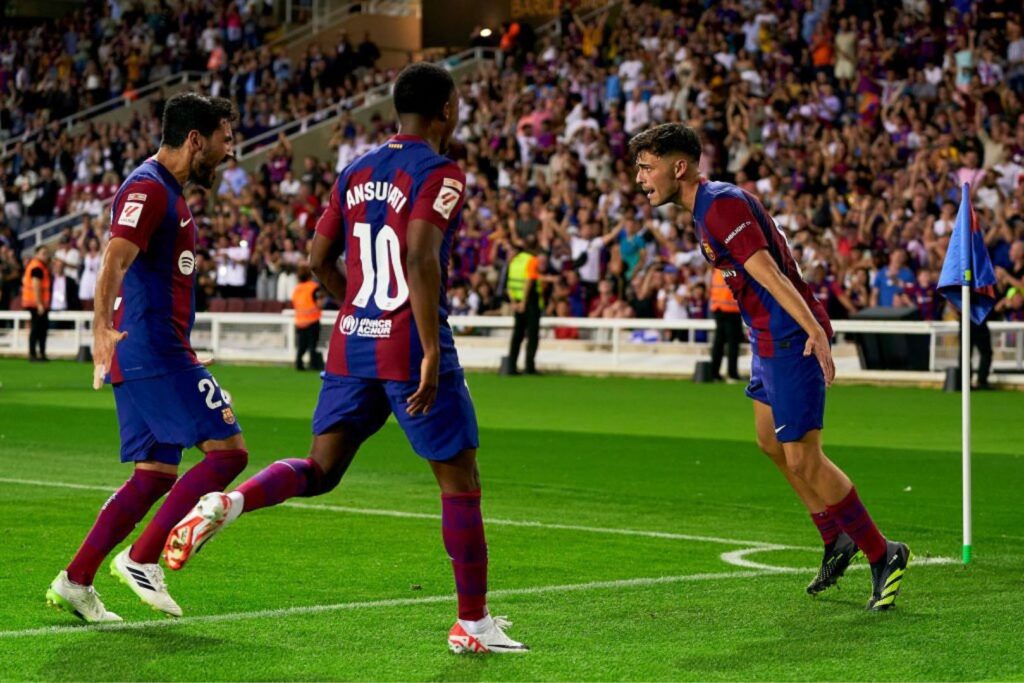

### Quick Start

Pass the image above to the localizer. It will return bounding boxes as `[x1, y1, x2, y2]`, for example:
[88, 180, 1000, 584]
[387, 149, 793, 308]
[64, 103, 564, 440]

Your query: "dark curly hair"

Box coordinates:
[628, 123, 702, 162]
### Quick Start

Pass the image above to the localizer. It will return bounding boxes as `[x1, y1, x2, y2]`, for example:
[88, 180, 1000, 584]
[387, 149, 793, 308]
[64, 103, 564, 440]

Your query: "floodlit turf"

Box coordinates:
[0, 358, 1022, 681]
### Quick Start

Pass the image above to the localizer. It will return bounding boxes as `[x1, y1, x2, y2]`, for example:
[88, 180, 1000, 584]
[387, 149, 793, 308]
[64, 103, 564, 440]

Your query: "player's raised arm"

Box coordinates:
[405, 218, 444, 416]
[744, 250, 835, 386]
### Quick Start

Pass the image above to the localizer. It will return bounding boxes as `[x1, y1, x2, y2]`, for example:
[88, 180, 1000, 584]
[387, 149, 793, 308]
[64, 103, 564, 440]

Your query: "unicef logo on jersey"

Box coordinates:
[338, 314, 392, 338]
[178, 251, 196, 276]
[340, 315, 358, 335]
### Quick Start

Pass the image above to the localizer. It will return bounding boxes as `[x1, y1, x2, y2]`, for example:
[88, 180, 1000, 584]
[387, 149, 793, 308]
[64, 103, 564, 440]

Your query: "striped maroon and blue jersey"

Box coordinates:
[107, 158, 199, 383]
[315, 134, 467, 381]
[692, 180, 832, 357]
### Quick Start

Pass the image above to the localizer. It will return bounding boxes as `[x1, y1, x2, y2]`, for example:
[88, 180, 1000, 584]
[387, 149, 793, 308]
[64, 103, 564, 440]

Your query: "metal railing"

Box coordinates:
[236, 46, 499, 160]
[1, 71, 207, 158]
[273, 0, 419, 49]
[1, 311, 1021, 381]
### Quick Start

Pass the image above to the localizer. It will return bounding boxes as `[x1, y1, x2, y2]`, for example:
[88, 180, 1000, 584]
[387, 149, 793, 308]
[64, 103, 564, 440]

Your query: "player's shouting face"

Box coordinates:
[629, 123, 703, 207]
[188, 120, 234, 189]
[634, 150, 687, 207]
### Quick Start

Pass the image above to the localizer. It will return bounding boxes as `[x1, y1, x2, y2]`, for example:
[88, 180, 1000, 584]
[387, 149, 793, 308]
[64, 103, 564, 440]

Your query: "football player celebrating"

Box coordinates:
[165, 63, 527, 653]
[631, 123, 909, 610]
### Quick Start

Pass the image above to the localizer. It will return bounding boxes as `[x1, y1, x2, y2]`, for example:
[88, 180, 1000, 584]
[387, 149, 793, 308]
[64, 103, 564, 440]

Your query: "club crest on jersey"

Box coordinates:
[117, 201, 145, 228]
[178, 251, 195, 276]
[701, 241, 717, 262]
[433, 185, 461, 220]
[339, 314, 392, 338]
[221, 407, 236, 425]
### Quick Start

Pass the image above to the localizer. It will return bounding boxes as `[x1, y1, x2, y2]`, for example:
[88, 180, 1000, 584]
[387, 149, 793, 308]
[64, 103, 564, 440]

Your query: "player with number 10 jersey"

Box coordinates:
[165, 63, 527, 654]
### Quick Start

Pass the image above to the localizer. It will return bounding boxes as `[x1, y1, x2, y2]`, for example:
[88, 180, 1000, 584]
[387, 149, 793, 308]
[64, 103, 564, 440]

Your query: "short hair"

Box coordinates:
[628, 123, 702, 162]
[161, 92, 237, 148]
[393, 62, 455, 120]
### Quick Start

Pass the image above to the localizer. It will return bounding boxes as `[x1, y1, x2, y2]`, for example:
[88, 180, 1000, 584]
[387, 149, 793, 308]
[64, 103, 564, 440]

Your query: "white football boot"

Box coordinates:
[45, 571, 122, 623]
[163, 492, 237, 570]
[110, 547, 182, 617]
[448, 615, 529, 654]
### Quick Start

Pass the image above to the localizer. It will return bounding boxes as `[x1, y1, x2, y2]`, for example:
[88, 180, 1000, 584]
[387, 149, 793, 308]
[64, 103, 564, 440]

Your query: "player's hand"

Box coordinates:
[198, 357, 215, 367]
[406, 352, 439, 416]
[804, 330, 835, 388]
[92, 326, 127, 390]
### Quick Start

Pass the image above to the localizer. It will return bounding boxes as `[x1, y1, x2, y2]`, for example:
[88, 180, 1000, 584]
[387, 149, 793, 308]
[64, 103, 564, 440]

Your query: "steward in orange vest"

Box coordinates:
[291, 264, 323, 371]
[22, 246, 52, 362]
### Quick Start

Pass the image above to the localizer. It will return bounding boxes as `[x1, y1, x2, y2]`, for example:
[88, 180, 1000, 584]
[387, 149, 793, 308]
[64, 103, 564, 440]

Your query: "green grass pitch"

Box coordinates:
[0, 358, 1022, 681]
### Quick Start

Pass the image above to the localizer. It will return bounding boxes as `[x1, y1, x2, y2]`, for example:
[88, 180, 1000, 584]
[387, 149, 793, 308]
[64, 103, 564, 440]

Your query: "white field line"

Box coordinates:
[719, 547, 959, 572]
[3, 570, 775, 639]
[0, 477, 805, 550]
[0, 476, 959, 641]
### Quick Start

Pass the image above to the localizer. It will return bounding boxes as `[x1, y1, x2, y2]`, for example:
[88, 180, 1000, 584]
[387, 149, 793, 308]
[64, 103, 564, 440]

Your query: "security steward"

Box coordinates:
[709, 267, 742, 382]
[23, 245, 52, 362]
[505, 235, 543, 375]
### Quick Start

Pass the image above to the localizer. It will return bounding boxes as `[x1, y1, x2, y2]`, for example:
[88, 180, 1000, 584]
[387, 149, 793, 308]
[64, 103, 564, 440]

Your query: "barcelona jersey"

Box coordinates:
[314, 134, 467, 381]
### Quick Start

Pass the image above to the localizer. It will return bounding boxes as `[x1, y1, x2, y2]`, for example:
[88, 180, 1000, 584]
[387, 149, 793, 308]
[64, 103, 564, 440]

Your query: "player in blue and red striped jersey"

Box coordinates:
[164, 63, 527, 654]
[631, 123, 910, 611]
[45, 93, 249, 623]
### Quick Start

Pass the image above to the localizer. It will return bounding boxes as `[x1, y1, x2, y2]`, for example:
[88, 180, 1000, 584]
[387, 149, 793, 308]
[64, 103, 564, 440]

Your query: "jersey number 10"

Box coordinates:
[351, 222, 409, 311]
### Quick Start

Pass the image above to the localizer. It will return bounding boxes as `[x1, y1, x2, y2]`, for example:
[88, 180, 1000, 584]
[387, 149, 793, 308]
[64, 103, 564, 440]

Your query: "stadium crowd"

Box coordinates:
[2, 0, 1024, 331]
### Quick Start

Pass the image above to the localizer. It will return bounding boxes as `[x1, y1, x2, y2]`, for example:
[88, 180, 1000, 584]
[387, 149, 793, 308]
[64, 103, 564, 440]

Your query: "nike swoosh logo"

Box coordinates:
[774, 425, 786, 434]
[179, 218, 192, 228]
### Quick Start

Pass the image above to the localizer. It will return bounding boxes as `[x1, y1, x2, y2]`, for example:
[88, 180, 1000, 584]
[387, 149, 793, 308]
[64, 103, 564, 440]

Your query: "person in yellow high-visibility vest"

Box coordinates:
[709, 267, 742, 382]
[505, 236, 543, 375]
[291, 264, 323, 371]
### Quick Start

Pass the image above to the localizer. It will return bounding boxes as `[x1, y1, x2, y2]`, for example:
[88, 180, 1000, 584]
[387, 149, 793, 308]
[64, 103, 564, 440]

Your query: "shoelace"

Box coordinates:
[83, 585, 108, 614]
[492, 616, 513, 630]
[141, 564, 168, 592]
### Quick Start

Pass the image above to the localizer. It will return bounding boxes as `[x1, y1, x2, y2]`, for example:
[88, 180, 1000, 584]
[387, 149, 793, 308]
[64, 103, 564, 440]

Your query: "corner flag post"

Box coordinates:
[939, 182, 997, 565]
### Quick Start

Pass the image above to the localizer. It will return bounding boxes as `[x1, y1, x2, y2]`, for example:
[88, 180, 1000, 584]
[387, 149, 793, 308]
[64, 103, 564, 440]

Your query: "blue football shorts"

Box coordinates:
[113, 365, 242, 465]
[745, 334, 826, 443]
[311, 368, 479, 461]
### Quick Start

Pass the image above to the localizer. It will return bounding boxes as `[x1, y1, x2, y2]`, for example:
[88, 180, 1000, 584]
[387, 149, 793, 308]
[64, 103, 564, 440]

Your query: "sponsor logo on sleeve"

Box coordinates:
[117, 201, 145, 228]
[724, 220, 751, 245]
[127, 192, 148, 202]
[442, 177, 464, 192]
[433, 185, 461, 220]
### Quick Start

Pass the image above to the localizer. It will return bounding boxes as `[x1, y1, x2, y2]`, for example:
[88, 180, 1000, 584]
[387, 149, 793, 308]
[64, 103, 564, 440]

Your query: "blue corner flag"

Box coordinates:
[938, 184, 997, 324]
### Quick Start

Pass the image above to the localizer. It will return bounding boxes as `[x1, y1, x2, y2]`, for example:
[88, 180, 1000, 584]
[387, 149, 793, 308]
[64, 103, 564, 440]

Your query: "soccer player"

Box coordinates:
[631, 123, 910, 610]
[45, 93, 248, 622]
[164, 63, 528, 654]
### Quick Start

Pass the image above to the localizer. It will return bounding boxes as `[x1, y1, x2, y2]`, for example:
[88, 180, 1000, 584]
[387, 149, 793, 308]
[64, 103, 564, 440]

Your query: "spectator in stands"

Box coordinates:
[0, 244, 21, 310]
[291, 263, 322, 371]
[49, 257, 80, 315]
[871, 249, 915, 308]
[77, 237, 101, 309]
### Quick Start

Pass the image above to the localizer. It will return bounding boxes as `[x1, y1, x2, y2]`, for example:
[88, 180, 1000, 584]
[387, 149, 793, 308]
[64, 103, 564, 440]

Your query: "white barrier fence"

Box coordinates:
[2, 311, 1023, 384]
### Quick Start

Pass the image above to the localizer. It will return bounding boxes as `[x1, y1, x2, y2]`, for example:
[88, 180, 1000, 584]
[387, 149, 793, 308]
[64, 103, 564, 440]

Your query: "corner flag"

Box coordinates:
[938, 184, 997, 323]
[937, 183, 997, 566]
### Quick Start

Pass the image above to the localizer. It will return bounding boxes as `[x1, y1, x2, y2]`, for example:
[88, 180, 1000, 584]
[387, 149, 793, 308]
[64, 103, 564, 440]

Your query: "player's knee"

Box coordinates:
[784, 447, 819, 480]
[755, 432, 778, 457]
